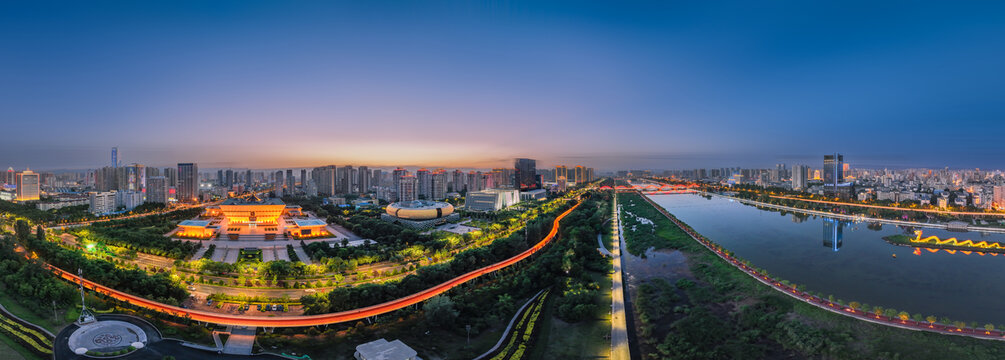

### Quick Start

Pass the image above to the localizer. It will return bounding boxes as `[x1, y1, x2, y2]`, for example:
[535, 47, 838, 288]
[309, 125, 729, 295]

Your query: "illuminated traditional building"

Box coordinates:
[204, 196, 288, 225]
[177, 220, 216, 239]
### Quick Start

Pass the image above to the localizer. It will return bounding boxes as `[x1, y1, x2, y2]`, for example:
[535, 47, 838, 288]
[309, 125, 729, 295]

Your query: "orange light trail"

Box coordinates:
[44, 199, 582, 327]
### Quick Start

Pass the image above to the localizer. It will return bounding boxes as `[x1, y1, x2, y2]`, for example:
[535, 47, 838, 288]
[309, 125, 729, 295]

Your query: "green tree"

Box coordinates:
[423, 295, 459, 329]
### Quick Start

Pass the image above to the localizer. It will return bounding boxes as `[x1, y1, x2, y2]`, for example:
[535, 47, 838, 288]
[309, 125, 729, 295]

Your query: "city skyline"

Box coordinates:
[5, 2, 1005, 170]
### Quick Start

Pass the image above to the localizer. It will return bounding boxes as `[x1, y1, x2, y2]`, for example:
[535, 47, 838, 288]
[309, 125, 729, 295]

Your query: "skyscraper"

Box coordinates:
[397, 175, 417, 202]
[371, 169, 382, 188]
[555, 166, 568, 183]
[574, 165, 585, 184]
[246, 169, 253, 188]
[514, 158, 538, 190]
[163, 167, 178, 187]
[791, 165, 808, 191]
[312, 165, 337, 196]
[147, 176, 168, 204]
[467, 171, 483, 192]
[339, 166, 355, 194]
[177, 163, 199, 203]
[416, 168, 431, 199]
[225, 169, 234, 187]
[15, 169, 40, 201]
[823, 154, 853, 199]
[823, 154, 844, 187]
[286, 169, 294, 192]
[4, 167, 14, 186]
[218, 170, 225, 186]
[392, 168, 407, 200]
[111, 147, 118, 168]
[431, 170, 448, 200]
[357, 166, 371, 193]
[452, 170, 466, 192]
[300, 169, 307, 189]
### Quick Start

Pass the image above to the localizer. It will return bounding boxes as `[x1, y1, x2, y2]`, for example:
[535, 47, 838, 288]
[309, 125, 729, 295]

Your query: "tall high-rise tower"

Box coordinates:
[514, 158, 537, 190]
[823, 154, 844, 187]
[177, 163, 199, 203]
[15, 169, 40, 201]
[111, 147, 118, 168]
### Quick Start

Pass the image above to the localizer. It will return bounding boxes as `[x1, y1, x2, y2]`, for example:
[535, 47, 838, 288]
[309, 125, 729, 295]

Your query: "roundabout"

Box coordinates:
[66, 319, 148, 357]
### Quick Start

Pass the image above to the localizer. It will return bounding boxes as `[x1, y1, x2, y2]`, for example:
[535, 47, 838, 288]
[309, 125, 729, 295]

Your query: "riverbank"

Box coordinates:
[701, 190, 1005, 234]
[620, 191, 1005, 359]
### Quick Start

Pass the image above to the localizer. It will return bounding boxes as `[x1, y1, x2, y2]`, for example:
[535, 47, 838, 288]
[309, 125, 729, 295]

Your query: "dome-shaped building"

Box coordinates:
[382, 200, 459, 229]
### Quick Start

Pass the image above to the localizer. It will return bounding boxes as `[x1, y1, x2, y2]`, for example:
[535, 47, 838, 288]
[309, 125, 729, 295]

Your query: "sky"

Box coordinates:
[3, 1, 1005, 171]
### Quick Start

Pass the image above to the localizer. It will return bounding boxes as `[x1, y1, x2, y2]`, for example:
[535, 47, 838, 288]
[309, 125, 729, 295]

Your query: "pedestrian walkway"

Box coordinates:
[191, 246, 209, 260]
[275, 247, 290, 261]
[611, 197, 630, 360]
[224, 249, 239, 263]
[293, 245, 312, 265]
[597, 233, 613, 257]
[222, 326, 256, 355]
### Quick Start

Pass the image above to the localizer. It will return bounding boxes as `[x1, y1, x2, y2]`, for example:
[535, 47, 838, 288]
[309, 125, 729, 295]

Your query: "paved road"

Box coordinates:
[611, 197, 630, 360]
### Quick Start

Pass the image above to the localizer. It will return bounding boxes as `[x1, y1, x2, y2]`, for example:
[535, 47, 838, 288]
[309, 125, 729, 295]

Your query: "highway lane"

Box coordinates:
[46, 199, 583, 327]
[611, 195, 630, 360]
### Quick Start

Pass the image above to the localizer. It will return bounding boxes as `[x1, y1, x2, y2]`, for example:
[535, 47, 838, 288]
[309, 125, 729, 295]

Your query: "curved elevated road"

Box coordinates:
[46, 200, 582, 327]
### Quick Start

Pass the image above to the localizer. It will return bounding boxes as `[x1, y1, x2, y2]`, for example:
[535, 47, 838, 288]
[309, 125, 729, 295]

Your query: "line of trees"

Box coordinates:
[14, 220, 188, 305]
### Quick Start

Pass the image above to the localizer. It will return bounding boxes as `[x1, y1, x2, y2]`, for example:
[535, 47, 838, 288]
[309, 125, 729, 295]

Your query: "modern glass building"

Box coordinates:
[177, 163, 199, 203]
[823, 153, 844, 187]
[514, 158, 538, 190]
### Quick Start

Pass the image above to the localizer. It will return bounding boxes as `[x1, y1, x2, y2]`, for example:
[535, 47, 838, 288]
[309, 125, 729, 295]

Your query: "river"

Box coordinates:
[647, 193, 1005, 325]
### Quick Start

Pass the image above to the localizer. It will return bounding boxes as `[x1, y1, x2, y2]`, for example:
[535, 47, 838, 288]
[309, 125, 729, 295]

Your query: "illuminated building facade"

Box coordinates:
[205, 196, 287, 225]
[177, 220, 216, 239]
[89, 191, 116, 215]
[382, 200, 458, 229]
[514, 158, 538, 190]
[823, 154, 853, 199]
[15, 169, 40, 201]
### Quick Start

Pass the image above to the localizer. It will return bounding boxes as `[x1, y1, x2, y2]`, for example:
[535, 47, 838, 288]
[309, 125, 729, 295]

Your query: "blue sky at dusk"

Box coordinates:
[2, 1, 1005, 171]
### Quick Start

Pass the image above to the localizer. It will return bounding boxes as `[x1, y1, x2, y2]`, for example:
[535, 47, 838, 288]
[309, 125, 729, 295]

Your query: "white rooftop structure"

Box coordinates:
[465, 188, 520, 212]
[178, 220, 212, 227]
[292, 219, 326, 227]
[354, 338, 418, 360]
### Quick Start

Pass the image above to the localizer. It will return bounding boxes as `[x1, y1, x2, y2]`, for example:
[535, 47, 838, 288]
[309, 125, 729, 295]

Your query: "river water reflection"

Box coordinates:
[647, 193, 1005, 325]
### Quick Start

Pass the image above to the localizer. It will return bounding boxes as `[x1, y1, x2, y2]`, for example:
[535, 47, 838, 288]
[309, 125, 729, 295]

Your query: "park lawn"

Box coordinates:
[529, 271, 612, 360]
[0, 292, 66, 333]
[0, 333, 32, 360]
